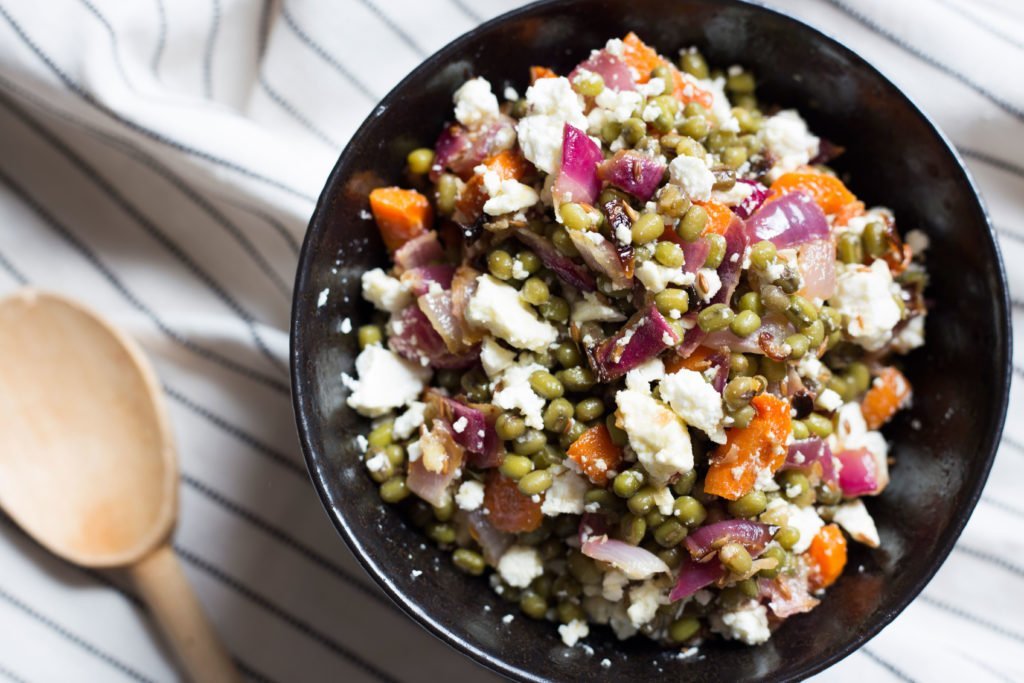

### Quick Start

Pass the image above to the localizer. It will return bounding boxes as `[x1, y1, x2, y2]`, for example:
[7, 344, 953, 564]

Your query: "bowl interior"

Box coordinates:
[291, 1, 1010, 680]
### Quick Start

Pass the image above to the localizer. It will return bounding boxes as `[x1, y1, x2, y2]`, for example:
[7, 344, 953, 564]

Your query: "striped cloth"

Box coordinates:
[0, 0, 1020, 681]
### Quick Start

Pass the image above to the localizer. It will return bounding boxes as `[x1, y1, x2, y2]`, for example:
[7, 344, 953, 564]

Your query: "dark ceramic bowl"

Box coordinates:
[291, 0, 1011, 680]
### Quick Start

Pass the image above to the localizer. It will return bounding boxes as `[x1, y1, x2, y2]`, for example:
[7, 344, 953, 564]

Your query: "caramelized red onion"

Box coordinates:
[587, 305, 679, 381]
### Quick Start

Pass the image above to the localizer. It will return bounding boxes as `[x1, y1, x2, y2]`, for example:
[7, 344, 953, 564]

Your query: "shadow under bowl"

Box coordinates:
[291, 1, 1012, 680]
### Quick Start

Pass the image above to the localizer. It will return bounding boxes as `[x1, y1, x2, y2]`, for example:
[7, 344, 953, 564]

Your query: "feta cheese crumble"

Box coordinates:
[343, 345, 429, 417]
[466, 275, 558, 351]
[830, 260, 902, 351]
[710, 601, 771, 645]
[668, 155, 715, 202]
[516, 77, 587, 174]
[571, 291, 627, 324]
[393, 401, 426, 440]
[361, 267, 412, 313]
[480, 336, 517, 378]
[660, 368, 726, 443]
[479, 165, 540, 216]
[541, 467, 589, 515]
[761, 109, 820, 180]
[559, 619, 590, 647]
[635, 260, 696, 293]
[615, 389, 693, 483]
[832, 499, 881, 548]
[455, 480, 486, 511]
[492, 362, 547, 430]
[453, 77, 500, 128]
[497, 545, 544, 588]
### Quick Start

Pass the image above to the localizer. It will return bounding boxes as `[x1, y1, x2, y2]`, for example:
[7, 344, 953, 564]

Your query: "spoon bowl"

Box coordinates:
[0, 289, 239, 683]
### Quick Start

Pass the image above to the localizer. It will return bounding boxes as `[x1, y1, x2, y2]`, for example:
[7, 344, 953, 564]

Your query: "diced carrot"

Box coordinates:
[621, 33, 662, 84]
[369, 187, 433, 252]
[834, 200, 865, 227]
[805, 523, 847, 590]
[697, 200, 734, 236]
[567, 424, 623, 486]
[455, 149, 531, 221]
[484, 471, 543, 533]
[704, 394, 792, 500]
[664, 346, 715, 375]
[620, 33, 714, 108]
[770, 171, 859, 216]
[860, 367, 912, 430]
[530, 66, 557, 83]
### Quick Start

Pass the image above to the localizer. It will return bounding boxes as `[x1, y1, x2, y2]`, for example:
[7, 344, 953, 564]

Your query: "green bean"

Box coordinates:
[719, 542, 752, 574]
[739, 578, 760, 598]
[677, 205, 708, 242]
[553, 342, 582, 368]
[778, 470, 810, 501]
[804, 319, 826, 349]
[655, 519, 688, 547]
[655, 288, 690, 316]
[433, 497, 455, 522]
[785, 295, 818, 330]
[357, 324, 383, 350]
[520, 277, 549, 306]
[672, 470, 698, 496]
[575, 72, 604, 97]
[500, 454, 535, 479]
[675, 137, 705, 158]
[632, 213, 665, 244]
[827, 375, 853, 401]
[436, 174, 458, 215]
[513, 429, 547, 456]
[606, 414, 628, 446]
[817, 484, 843, 506]
[532, 444, 564, 470]
[452, 548, 485, 575]
[574, 397, 605, 422]
[543, 398, 574, 433]
[628, 486, 658, 516]
[601, 120, 623, 144]
[761, 284, 790, 313]
[804, 413, 834, 438]
[496, 413, 527, 441]
[760, 357, 787, 383]
[560, 420, 588, 450]
[560, 202, 592, 232]
[518, 469, 554, 495]
[722, 145, 748, 170]
[407, 147, 435, 175]
[726, 71, 756, 94]
[669, 617, 701, 643]
[704, 233, 727, 268]
[551, 226, 579, 257]
[368, 421, 393, 449]
[651, 65, 674, 83]
[786, 333, 810, 359]
[774, 526, 800, 551]
[723, 376, 762, 410]
[557, 601, 585, 624]
[673, 496, 707, 527]
[488, 250, 514, 280]
[758, 545, 786, 578]
[584, 488, 618, 512]
[659, 546, 685, 570]
[729, 352, 753, 377]
[862, 221, 888, 257]
[552, 574, 581, 600]
[620, 513, 647, 545]
[538, 296, 570, 323]
[426, 522, 456, 545]
[838, 232, 863, 264]
[791, 420, 810, 440]
[529, 370, 564, 400]
[697, 303, 735, 332]
[623, 117, 647, 145]
[519, 590, 548, 619]
[366, 451, 395, 484]
[737, 291, 765, 316]
[727, 491, 768, 519]
[655, 241, 686, 268]
[658, 185, 692, 219]
[518, 251, 542, 274]
[846, 361, 871, 395]
[679, 50, 709, 79]
[730, 310, 761, 337]
[750, 240, 777, 270]
[384, 444, 405, 467]
[680, 116, 709, 140]
[613, 470, 644, 498]
[558, 367, 596, 392]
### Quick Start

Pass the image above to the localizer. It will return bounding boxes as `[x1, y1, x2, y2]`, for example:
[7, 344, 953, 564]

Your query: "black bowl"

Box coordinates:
[291, 1, 1011, 680]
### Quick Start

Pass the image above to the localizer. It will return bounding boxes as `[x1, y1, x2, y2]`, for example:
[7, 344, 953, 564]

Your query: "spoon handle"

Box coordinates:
[129, 544, 241, 683]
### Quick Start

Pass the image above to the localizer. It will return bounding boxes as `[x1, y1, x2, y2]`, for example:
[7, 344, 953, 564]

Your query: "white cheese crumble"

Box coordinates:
[479, 166, 540, 216]
[605, 37, 625, 56]
[652, 486, 675, 516]
[660, 368, 726, 443]
[452, 416, 468, 433]
[760, 498, 823, 553]
[455, 479, 486, 511]
[492, 362, 547, 430]
[393, 401, 426, 440]
[839, 207, 894, 237]
[627, 580, 669, 628]
[466, 275, 558, 351]
[712, 181, 755, 207]
[559, 619, 590, 647]
[343, 345, 429, 417]
[407, 439, 422, 462]
[710, 601, 771, 645]
[829, 260, 902, 351]
[541, 467, 589, 515]
[516, 77, 587, 174]
[815, 388, 843, 413]
[616, 389, 693, 483]
[761, 110, 820, 181]
[365, 451, 389, 473]
[905, 229, 929, 255]
[832, 499, 881, 548]
[317, 288, 329, 308]
[668, 155, 715, 202]
[361, 268, 412, 313]
[497, 545, 544, 588]
[834, 402, 889, 487]
[891, 315, 925, 353]
[695, 267, 722, 302]
[624, 357, 666, 394]
[637, 77, 666, 97]
[571, 291, 627, 324]
[453, 77, 500, 128]
[634, 260, 696, 293]
[480, 336, 517, 378]
[602, 569, 630, 601]
[699, 76, 739, 132]
[504, 85, 519, 101]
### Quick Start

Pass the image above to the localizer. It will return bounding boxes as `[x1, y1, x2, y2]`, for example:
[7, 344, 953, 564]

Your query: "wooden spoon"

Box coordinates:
[0, 290, 240, 683]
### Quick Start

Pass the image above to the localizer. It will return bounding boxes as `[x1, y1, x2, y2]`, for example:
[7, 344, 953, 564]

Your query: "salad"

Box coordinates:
[343, 33, 929, 649]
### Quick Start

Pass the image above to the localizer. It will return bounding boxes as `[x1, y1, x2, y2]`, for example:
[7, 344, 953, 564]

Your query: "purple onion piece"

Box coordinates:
[669, 557, 725, 602]
[514, 228, 596, 292]
[745, 191, 829, 248]
[553, 124, 603, 206]
[394, 231, 444, 272]
[430, 116, 517, 182]
[388, 305, 478, 369]
[681, 237, 710, 275]
[581, 536, 670, 580]
[597, 150, 666, 202]
[587, 305, 679, 382]
[712, 214, 749, 307]
[567, 229, 632, 290]
[783, 438, 838, 488]
[399, 265, 456, 296]
[578, 512, 610, 545]
[731, 179, 771, 219]
[465, 509, 512, 566]
[406, 420, 464, 508]
[685, 519, 776, 560]
[569, 50, 637, 92]
[837, 448, 885, 497]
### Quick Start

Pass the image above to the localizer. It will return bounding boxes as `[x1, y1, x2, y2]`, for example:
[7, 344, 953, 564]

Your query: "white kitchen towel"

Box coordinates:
[0, 0, 1020, 681]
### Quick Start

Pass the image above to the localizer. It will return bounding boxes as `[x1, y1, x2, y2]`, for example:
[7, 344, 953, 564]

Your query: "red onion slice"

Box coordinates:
[797, 238, 837, 300]
[837, 447, 884, 496]
[783, 438, 838, 487]
[731, 179, 771, 219]
[669, 556, 725, 602]
[406, 420, 464, 507]
[569, 50, 637, 92]
[745, 191, 829, 248]
[553, 124, 603, 206]
[388, 305, 477, 369]
[400, 265, 455, 296]
[394, 231, 444, 272]
[581, 535, 670, 580]
[514, 229, 597, 292]
[597, 150, 666, 202]
[685, 519, 776, 560]
[587, 305, 679, 381]
[567, 229, 632, 290]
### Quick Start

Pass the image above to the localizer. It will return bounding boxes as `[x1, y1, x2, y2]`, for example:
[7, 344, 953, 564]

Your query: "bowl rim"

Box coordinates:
[290, 0, 1012, 679]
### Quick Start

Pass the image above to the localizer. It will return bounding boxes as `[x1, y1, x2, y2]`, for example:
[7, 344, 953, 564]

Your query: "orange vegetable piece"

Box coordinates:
[621, 33, 662, 84]
[567, 424, 623, 485]
[704, 394, 792, 500]
[455, 149, 531, 221]
[484, 471, 543, 533]
[368, 187, 433, 252]
[697, 200, 734, 236]
[770, 171, 858, 216]
[834, 200, 865, 227]
[664, 346, 715, 375]
[805, 524, 847, 590]
[860, 367, 912, 430]
[620, 33, 713, 108]
[530, 66, 557, 82]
